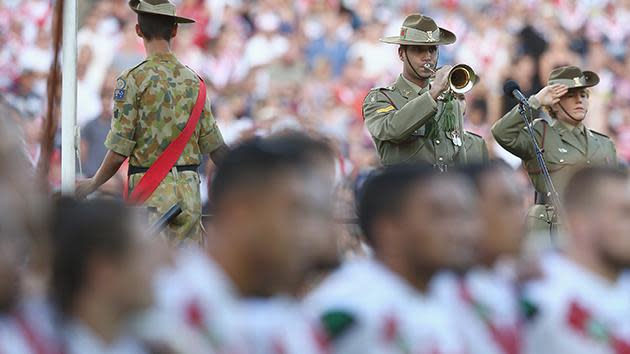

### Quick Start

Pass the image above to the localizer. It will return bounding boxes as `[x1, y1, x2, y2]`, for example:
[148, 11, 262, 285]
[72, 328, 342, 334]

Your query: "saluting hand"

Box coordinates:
[534, 84, 569, 106]
[429, 65, 452, 100]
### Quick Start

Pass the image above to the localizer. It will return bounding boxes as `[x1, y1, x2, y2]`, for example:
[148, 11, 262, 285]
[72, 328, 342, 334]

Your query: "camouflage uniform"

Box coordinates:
[105, 52, 224, 245]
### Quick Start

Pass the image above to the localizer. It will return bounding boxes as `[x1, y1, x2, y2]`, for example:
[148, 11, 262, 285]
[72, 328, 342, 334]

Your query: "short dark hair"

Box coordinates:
[357, 164, 438, 245]
[137, 13, 176, 41]
[209, 134, 331, 211]
[563, 166, 628, 211]
[50, 198, 135, 314]
[458, 160, 513, 192]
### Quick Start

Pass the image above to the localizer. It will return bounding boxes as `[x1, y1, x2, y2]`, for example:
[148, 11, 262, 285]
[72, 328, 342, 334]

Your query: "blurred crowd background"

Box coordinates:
[3, 0, 630, 201]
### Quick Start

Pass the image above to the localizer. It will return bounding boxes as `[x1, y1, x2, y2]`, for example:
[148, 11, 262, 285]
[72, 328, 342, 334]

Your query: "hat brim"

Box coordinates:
[132, 8, 196, 23]
[379, 27, 456, 46]
[549, 70, 599, 89]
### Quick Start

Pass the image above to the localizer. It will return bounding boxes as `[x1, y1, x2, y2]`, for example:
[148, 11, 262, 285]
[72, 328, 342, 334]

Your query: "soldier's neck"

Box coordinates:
[377, 254, 432, 293]
[402, 72, 429, 90]
[144, 39, 172, 57]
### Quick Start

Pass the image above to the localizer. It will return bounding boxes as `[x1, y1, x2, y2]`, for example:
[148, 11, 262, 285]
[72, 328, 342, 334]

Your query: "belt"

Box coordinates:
[128, 164, 199, 176]
[534, 191, 549, 205]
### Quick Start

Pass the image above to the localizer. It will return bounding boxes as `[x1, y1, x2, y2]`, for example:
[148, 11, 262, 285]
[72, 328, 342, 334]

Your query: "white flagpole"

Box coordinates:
[60, 0, 77, 195]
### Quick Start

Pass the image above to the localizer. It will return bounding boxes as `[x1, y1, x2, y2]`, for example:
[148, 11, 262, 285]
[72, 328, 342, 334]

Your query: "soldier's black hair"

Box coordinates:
[458, 160, 513, 192]
[50, 198, 134, 314]
[357, 164, 438, 246]
[563, 166, 628, 211]
[209, 133, 332, 212]
[137, 13, 176, 41]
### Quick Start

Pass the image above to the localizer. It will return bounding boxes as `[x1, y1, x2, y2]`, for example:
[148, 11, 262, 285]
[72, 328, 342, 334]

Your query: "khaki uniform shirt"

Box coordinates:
[105, 52, 224, 245]
[491, 96, 617, 233]
[363, 74, 488, 168]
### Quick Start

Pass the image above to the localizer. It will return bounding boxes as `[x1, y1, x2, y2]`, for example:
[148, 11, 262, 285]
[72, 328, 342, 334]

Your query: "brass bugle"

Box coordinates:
[423, 63, 478, 94]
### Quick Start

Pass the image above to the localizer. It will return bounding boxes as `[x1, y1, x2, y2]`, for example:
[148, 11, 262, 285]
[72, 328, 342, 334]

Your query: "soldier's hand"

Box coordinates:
[429, 65, 452, 100]
[534, 84, 568, 106]
[75, 178, 97, 200]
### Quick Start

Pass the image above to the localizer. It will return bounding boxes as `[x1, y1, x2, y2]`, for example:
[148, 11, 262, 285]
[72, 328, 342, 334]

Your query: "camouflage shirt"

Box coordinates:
[105, 52, 224, 166]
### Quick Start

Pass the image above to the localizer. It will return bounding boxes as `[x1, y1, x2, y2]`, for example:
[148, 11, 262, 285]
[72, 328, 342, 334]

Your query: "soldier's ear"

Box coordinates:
[398, 46, 405, 61]
[171, 24, 179, 39]
[135, 24, 144, 39]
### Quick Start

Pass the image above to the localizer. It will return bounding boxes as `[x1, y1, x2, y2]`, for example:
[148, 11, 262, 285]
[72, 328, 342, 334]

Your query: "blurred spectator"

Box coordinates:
[81, 89, 114, 177]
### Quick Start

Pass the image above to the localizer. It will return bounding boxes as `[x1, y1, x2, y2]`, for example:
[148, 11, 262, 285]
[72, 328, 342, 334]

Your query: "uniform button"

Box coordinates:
[559, 159, 565, 163]
[587, 160, 591, 164]
[435, 140, 440, 144]
[438, 157, 444, 161]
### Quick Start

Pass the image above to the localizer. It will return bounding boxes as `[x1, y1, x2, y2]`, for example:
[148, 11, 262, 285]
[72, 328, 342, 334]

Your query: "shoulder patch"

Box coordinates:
[589, 129, 611, 139]
[113, 88, 126, 101]
[320, 310, 356, 341]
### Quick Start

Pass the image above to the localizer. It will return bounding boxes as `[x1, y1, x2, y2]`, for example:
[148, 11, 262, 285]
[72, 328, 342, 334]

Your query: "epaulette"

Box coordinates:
[464, 131, 483, 139]
[589, 129, 611, 139]
[120, 60, 148, 78]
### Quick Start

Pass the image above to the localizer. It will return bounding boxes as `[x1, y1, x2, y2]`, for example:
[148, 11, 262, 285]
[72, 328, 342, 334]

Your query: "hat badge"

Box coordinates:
[400, 28, 407, 39]
[427, 30, 435, 42]
[573, 77, 582, 85]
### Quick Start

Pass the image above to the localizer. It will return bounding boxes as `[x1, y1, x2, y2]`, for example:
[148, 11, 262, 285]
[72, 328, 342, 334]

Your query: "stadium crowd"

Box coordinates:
[4, 0, 630, 197]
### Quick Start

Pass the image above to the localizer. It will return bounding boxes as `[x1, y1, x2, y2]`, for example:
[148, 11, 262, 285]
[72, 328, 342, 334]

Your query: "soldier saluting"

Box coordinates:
[363, 14, 488, 169]
[77, 0, 228, 245]
[492, 66, 617, 236]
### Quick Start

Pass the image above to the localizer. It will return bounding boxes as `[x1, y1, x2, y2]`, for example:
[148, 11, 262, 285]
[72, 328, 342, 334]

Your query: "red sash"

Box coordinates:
[127, 77, 206, 204]
[567, 300, 630, 354]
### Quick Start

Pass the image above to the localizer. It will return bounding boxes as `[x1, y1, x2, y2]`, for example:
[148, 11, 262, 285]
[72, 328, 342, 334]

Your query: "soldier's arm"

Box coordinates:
[77, 73, 139, 198]
[491, 96, 542, 161]
[198, 95, 227, 165]
[363, 90, 437, 143]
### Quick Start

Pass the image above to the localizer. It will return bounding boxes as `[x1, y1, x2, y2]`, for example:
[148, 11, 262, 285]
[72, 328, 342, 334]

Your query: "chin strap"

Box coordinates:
[558, 102, 587, 123]
[404, 46, 423, 81]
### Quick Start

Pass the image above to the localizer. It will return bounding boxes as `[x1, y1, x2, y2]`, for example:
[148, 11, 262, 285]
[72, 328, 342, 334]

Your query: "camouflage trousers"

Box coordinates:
[129, 170, 203, 246]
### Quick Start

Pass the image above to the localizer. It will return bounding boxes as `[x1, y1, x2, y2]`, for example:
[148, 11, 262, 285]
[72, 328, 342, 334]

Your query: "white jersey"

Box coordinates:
[238, 297, 329, 354]
[523, 253, 630, 354]
[431, 269, 523, 354]
[305, 258, 466, 354]
[0, 299, 59, 354]
[143, 248, 246, 354]
[63, 321, 147, 354]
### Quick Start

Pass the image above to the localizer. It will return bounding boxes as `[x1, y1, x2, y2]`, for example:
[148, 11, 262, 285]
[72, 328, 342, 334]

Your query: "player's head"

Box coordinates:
[209, 134, 336, 297]
[461, 161, 526, 264]
[358, 165, 480, 283]
[563, 167, 630, 272]
[51, 198, 158, 317]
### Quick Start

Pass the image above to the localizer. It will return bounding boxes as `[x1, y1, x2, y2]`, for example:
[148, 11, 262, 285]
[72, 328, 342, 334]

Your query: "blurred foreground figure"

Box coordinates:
[432, 161, 527, 354]
[0, 116, 53, 354]
[76, 0, 228, 245]
[51, 199, 161, 354]
[307, 165, 480, 354]
[523, 167, 630, 354]
[149, 134, 336, 354]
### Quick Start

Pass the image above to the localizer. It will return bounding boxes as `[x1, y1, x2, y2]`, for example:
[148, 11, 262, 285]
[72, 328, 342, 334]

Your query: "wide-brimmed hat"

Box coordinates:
[380, 14, 456, 46]
[129, 0, 195, 24]
[547, 66, 599, 89]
